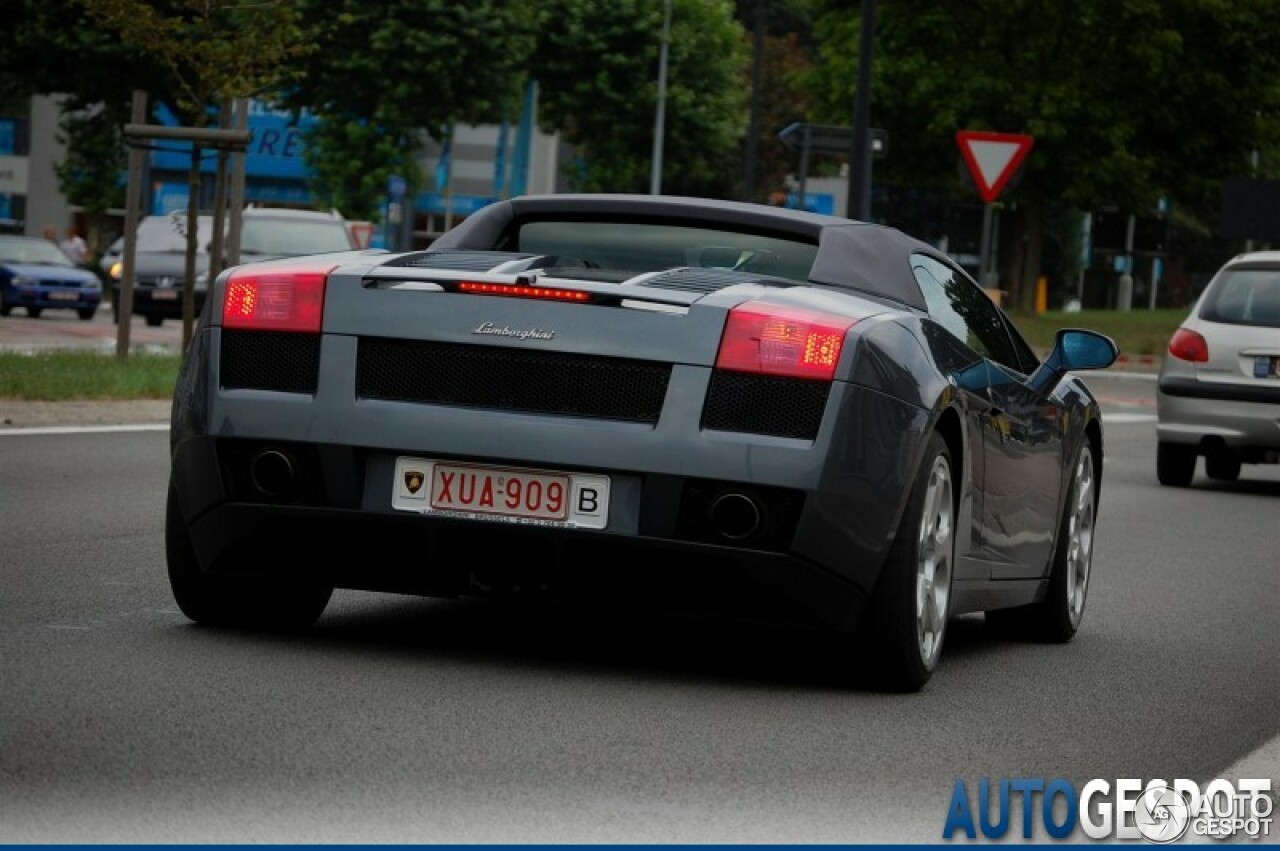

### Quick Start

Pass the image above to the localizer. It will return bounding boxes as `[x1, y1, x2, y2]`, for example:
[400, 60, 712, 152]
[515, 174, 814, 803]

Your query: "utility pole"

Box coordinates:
[847, 0, 875, 220]
[115, 90, 148, 361]
[743, 0, 764, 203]
[650, 0, 672, 196]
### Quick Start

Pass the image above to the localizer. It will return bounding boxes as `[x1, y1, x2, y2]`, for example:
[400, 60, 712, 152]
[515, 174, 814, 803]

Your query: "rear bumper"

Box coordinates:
[173, 429, 869, 631]
[184, 498, 868, 631]
[1157, 379, 1280, 451]
[7, 288, 100, 310]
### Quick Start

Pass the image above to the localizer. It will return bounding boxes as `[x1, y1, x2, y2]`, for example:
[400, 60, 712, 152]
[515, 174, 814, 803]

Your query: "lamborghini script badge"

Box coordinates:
[404, 470, 424, 494]
[472, 321, 555, 341]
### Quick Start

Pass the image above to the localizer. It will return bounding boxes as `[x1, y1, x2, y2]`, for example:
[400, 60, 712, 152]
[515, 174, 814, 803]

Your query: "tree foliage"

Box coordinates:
[53, 101, 129, 257]
[745, 31, 818, 204]
[805, 0, 1280, 306]
[0, 0, 166, 108]
[78, 0, 313, 124]
[277, 0, 537, 217]
[533, 0, 748, 196]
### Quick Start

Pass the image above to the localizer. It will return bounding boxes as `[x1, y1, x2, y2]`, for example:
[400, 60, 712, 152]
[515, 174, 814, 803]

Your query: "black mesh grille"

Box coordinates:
[702, 371, 829, 440]
[357, 338, 670, 423]
[221, 330, 321, 394]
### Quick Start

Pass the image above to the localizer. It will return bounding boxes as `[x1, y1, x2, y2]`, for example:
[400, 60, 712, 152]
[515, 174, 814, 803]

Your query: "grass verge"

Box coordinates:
[0, 350, 181, 401]
[1007, 308, 1186, 356]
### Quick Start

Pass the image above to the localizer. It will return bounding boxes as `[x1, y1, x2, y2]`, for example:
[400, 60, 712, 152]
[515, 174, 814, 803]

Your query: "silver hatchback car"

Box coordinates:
[1156, 250, 1280, 486]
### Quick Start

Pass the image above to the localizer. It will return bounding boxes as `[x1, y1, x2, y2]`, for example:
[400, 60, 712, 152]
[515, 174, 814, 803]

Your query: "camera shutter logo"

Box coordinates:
[1135, 784, 1192, 843]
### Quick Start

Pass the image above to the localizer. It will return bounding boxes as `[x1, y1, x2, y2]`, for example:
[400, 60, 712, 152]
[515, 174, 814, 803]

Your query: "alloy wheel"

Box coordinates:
[1065, 448, 1095, 628]
[915, 456, 954, 669]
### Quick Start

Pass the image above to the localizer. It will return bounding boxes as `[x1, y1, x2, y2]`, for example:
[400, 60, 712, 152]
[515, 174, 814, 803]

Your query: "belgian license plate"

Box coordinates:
[391, 457, 610, 530]
[1253, 356, 1279, 378]
[151, 289, 178, 300]
[48, 291, 78, 301]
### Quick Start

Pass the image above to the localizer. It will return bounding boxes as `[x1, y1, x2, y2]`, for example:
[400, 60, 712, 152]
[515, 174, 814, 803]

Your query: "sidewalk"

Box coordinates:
[0, 399, 171, 429]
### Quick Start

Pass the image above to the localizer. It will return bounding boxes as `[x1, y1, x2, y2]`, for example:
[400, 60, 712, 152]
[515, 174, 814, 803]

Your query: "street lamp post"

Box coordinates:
[847, 0, 875, 220]
[650, 0, 672, 196]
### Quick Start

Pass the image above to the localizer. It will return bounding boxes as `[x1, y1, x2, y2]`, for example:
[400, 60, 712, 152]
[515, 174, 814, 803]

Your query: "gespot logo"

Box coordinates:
[942, 777, 1274, 842]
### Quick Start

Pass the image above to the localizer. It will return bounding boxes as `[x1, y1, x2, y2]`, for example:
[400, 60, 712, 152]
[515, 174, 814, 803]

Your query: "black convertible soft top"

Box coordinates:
[431, 193, 937, 310]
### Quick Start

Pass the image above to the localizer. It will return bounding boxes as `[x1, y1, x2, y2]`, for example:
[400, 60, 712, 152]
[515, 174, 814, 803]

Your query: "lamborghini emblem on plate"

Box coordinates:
[404, 470, 424, 494]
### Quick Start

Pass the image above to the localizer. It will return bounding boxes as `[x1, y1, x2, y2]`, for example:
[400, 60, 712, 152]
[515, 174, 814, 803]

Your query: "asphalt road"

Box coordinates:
[1, 376, 1277, 843]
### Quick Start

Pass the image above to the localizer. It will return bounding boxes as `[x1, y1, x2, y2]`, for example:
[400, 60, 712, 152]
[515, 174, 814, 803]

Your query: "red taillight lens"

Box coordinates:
[1168, 328, 1208, 363]
[715, 301, 856, 380]
[457, 281, 591, 302]
[222, 263, 335, 333]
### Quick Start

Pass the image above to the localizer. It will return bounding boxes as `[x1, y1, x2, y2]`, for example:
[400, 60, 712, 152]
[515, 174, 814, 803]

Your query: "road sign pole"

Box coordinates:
[979, 202, 994, 288]
[798, 124, 812, 211]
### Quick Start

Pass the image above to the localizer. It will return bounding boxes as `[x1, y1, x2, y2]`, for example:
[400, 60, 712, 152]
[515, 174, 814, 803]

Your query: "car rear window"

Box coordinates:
[135, 215, 214, 253]
[1198, 267, 1280, 328]
[513, 220, 820, 284]
[240, 218, 353, 256]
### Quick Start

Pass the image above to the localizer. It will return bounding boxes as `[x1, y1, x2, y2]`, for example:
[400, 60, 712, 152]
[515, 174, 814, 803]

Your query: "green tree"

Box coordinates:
[805, 0, 1280, 309]
[533, 0, 749, 196]
[78, 0, 312, 124]
[278, 0, 537, 219]
[745, 31, 818, 204]
[0, 0, 168, 109]
[0, 0, 170, 257]
[53, 100, 129, 261]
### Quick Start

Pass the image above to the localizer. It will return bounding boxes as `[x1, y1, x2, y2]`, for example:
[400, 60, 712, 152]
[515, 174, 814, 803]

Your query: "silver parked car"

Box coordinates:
[1156, 250, 1280, 486]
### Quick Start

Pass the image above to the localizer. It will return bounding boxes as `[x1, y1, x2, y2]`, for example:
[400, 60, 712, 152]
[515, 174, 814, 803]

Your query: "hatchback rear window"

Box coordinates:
[135, 215, 214, 254]
[1199, 268, 1280, 328]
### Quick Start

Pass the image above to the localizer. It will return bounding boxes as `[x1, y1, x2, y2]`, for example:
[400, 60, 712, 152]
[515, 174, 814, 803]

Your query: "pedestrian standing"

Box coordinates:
[60, 227, 88, 265]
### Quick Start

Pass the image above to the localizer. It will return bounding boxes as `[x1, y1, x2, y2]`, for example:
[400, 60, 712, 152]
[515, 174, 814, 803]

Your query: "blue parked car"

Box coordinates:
[0, 234, 102, 320]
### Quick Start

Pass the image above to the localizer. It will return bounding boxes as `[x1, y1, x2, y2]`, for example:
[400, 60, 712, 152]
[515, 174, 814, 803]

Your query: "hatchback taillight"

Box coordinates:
[715, 301, 857, 381]
[222, 262, 336, 333]
[1168, 328, 1209, 363]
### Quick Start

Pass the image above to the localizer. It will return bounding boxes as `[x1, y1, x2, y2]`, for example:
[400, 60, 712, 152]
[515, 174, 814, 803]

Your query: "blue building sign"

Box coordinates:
[416, 193, 495, 217]
[149, 101, 314, 181]
[785, 192, 835, 215]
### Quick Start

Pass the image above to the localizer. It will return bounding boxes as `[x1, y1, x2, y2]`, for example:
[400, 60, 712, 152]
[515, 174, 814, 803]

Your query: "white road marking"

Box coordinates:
[1102, 412, 1157, 424]
[0, 423, 167, 437]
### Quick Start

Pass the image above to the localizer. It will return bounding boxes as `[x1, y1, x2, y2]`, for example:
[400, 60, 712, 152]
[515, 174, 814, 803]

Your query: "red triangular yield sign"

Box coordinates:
[955, 130, 1034, 203]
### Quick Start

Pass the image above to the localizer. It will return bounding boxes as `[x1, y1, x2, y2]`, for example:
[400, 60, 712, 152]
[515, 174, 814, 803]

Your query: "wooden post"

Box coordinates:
[115, 90, 147, 361]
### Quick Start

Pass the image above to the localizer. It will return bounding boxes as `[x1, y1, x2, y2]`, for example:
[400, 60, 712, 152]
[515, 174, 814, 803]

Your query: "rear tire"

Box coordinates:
[145, 314, 163, 327]
[0, 290, 10, 316]
[1156, 441, 1196, 487]
[77, 308, 96, 321]
[986, 443, 1097, 643]
[857, 431, 955, 692]
[165, 483, 333, 631]
[1204, 450, 1241, 482]
[26, 306, 42, 318]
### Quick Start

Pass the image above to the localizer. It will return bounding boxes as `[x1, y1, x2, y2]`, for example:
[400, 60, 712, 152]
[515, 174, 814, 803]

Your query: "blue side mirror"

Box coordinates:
[1058, 329, 1119, 371]
[1029, 328, 1119, 392]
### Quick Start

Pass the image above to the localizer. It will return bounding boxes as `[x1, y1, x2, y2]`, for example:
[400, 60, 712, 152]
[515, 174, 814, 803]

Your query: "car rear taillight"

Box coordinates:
[1168, 328, 1209, 362]
[715, 301, 857, 381]
[457, 281, 591, 302]
[222, 262, 336, 333]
